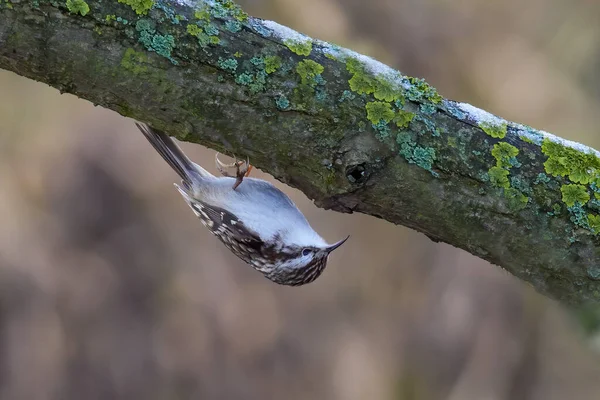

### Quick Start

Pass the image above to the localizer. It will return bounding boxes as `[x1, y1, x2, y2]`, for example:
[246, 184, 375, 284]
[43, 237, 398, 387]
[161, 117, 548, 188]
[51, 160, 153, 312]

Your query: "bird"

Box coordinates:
[135, 122, 349, 286]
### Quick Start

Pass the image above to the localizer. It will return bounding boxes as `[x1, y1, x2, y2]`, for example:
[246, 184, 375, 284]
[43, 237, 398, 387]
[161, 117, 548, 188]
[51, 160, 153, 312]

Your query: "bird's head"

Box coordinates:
[267, 235, 350, 285]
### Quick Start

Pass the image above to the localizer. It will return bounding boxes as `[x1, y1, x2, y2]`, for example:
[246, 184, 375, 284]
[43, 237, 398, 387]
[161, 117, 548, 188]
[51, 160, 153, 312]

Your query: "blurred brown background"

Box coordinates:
[2, 0, 600, 399]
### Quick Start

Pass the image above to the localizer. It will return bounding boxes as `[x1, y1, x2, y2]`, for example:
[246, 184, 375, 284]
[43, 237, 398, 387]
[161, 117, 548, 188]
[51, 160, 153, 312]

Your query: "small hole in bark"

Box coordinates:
[346, 164, 368, 184]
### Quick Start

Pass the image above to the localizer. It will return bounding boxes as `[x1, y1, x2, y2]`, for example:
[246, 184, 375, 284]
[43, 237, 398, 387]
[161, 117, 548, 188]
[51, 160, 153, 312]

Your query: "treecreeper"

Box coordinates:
[136, 123, 349, 285]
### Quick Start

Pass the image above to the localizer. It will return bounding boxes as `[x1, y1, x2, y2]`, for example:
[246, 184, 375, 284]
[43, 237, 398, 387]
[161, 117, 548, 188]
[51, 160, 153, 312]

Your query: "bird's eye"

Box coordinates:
[302, 248, 311, 256]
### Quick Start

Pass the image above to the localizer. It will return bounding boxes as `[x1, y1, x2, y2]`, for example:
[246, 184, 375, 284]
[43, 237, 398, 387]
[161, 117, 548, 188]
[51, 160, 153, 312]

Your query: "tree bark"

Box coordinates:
[2, 0, 600, 305]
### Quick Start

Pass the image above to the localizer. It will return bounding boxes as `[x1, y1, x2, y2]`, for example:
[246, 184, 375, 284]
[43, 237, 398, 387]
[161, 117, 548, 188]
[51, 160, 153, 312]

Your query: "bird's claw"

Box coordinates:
[215, 153, 253, 190]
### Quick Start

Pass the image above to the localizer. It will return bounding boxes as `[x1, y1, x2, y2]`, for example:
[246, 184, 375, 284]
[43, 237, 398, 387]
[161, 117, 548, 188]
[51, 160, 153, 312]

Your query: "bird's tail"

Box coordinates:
[135, 122, 210, 187]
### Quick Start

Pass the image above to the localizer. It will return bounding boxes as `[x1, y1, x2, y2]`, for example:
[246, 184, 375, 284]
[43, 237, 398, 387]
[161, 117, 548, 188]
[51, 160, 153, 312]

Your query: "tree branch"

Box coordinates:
[2, 0, 600, 305]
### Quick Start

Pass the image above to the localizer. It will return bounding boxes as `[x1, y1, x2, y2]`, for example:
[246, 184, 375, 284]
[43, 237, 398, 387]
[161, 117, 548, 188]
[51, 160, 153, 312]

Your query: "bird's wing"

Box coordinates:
[188, 199, 265, 253]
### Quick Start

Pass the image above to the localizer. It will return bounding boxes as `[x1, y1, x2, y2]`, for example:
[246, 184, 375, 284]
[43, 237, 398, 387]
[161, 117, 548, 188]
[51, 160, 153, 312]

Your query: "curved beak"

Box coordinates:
[326, 235, 350, 254]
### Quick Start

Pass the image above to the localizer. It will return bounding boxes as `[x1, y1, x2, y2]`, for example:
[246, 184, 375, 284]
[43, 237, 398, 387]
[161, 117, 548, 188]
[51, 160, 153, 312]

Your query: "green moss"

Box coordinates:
[561, 184, 590, 207]
[479, 121, 507, 139]
[234, 51, 242, 58]
[345, 58, 377, 94]
[543, 158, 569, 178]
[118, 0, 153, 15]
[66, 0, 89, 16]
[547, 203, 562, 216]
[373, 78, 401, 102]
[504, 188, 529, 211]
[187, 11, 221, 47]
[344, 58, 416, 115]
[194, 7, 210, 22]
[491, 142, 519, 168]
[520, 135, 534, 144]
[365, 101, 394, 124]
[284, 39, 312, 56]
[276, 95, 290, 110]
[217, 57, 238, 73]
[541, 138, 600, 184]
[187, 24, 202, 37]
[488, 166, 510, 188]
[348, 73, 375, 94]
[588, 214, 600, 234]
[345, 58, 362, 74]
[105, 14, 116, 22]
[295, 60, 324, 86]
[394, 110, 415, 129]
[120, 48, 149, 74]
[136, 19, 177, 64]
[193, 32, 210, 47]
[264, 56, 281, 74]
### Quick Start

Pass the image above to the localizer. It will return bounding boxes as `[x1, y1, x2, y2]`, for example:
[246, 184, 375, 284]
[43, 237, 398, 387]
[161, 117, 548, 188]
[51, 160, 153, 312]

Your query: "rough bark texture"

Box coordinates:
[2, 0, 600, 306]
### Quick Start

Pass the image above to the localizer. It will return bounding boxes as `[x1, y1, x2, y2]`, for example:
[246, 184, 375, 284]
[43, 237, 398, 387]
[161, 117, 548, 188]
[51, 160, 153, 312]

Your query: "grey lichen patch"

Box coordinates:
[396, 132, 438, 176]
[225, 20, 242, 33]
[135, 19, 177, 64]
[217, 57, 237, 73]
[275, 95, 289, 110]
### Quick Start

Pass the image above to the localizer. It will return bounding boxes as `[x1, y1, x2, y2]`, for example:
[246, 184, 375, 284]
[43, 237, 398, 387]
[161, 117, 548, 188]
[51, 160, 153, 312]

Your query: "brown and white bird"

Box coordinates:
[136, 123, 348, 285]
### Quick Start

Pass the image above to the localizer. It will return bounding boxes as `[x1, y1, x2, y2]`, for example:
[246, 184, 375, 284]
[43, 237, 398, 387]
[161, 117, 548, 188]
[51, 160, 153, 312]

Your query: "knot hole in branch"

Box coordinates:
[346, 164, 368, 184]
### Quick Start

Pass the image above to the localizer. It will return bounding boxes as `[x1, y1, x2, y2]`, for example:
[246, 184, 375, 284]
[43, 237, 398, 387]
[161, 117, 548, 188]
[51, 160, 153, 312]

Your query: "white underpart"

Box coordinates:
[458, 102, 600, 157]
[199, 177, 329, 249]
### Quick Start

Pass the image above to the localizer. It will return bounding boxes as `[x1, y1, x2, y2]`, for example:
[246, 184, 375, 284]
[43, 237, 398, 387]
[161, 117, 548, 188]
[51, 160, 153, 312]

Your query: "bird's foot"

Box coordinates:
[215, 153, 253, 190]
